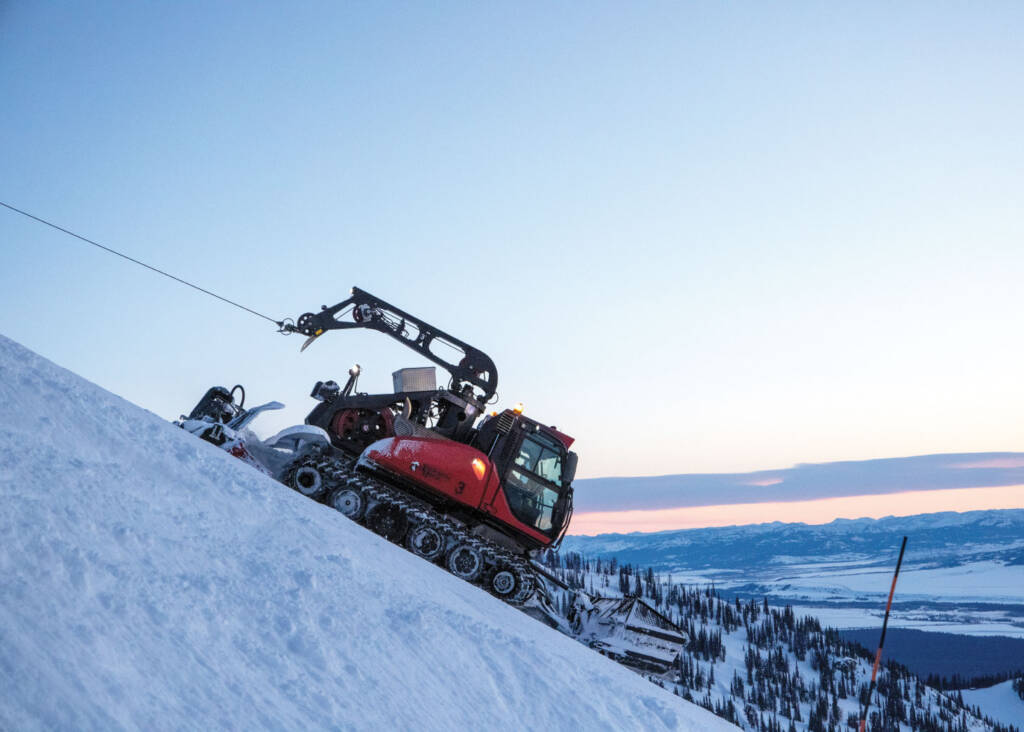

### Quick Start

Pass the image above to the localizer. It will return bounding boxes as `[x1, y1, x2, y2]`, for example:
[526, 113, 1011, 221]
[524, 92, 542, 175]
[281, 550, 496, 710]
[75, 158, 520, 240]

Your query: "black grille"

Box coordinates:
[497, 411, 515, 434]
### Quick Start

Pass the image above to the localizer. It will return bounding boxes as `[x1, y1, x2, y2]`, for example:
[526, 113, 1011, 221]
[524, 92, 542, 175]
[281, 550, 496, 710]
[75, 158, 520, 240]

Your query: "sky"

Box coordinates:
[569, 452, 1024, 534]
[571, 484, 1024, 535]
[2, 3, 1024, 529]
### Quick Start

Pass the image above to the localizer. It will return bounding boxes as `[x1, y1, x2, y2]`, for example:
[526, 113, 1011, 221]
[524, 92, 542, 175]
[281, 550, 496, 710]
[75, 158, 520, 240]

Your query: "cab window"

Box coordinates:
[504, 431, 566, 535]
[514, 432, 564, 486]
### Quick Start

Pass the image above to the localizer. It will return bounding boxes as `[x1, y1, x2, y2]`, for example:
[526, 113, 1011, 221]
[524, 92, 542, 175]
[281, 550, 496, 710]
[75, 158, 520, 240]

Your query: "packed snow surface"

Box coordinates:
[960, 681, 1024, 730]
[0, 335, 733, 731]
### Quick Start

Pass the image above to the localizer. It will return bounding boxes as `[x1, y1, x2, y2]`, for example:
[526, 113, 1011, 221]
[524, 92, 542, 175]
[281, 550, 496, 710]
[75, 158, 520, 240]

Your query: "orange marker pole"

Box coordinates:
[858, 535, 908, 732]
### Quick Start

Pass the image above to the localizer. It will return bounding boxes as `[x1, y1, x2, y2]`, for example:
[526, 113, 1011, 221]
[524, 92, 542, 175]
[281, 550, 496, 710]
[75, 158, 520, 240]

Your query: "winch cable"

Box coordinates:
[0, 200, 287, 329]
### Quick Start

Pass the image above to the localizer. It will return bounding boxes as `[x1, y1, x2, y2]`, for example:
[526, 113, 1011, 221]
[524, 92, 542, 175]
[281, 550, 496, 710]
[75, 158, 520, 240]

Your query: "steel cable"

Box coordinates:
[0, 200, 284, 326]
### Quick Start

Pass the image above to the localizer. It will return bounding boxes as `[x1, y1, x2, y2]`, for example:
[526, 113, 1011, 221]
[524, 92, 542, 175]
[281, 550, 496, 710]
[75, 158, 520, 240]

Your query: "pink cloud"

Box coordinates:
[569, 484, 1024, 535]
[742, 477, 784, 486]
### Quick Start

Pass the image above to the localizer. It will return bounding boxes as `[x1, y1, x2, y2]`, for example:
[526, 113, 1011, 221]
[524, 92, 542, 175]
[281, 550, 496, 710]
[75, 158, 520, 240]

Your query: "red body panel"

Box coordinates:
[545, 427, 575, 449]
[363, 437, 493, 507]
[361, 436, 553, 547]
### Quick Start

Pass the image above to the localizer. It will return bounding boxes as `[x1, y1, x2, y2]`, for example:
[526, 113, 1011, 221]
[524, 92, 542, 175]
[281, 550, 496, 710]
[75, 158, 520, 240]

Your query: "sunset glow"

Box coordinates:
[950, 457, 1024, 469]
[569, 484, 1024, 536]
[742, 477, 784, 487]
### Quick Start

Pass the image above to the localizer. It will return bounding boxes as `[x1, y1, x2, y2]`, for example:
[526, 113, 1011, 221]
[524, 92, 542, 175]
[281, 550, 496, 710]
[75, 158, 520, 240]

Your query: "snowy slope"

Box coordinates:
[0, 334, 733, 732]
[961, 681, 1024, 730]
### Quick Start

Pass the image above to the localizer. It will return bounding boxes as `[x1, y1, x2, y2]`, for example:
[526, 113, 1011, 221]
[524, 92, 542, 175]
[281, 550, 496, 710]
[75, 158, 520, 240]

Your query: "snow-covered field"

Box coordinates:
[784, 560, 1024, 602]
[0, 334, 733, 731]
[790, 605, 1024, 637]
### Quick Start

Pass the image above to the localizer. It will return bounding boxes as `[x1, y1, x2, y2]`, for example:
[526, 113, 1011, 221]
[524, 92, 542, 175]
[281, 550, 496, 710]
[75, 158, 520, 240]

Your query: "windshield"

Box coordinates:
[504, 430, 566, 535]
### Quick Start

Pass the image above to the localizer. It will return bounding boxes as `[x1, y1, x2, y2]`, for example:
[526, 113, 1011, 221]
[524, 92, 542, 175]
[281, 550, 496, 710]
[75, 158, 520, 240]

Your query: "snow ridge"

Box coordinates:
[0, 334, 730, 731]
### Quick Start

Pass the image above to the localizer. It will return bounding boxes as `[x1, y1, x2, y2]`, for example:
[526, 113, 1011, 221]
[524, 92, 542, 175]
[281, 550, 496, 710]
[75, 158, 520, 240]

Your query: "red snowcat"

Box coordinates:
[183, 288, 576, 615]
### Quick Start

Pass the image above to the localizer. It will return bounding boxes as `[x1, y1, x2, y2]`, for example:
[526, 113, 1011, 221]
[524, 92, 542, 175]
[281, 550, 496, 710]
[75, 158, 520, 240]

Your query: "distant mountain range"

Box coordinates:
[562, 509, 1024, 637]
[563, 509, 1024, 571]
[574, 454, 1024, 511]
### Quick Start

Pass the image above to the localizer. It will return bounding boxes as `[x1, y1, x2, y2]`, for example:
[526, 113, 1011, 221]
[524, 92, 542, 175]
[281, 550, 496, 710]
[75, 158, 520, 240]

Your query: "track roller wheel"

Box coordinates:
[328, 486, 365, 519]
[446, 544, 484, 582]
[511, 568, 536, 604]
[290, 464, 326, 498]
[406, 524, 446, 561]
[489, 568, 518, 598]
[365, 503, 409, 543]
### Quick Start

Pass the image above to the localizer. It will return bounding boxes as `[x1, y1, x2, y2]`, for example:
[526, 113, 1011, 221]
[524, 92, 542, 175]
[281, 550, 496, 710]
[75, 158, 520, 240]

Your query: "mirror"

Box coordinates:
[563, 451, 578, 487]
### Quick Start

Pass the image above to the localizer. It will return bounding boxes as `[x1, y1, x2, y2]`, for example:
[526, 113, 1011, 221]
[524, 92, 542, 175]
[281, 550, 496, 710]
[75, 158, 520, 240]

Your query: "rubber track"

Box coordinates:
[284, 453, 539, 606]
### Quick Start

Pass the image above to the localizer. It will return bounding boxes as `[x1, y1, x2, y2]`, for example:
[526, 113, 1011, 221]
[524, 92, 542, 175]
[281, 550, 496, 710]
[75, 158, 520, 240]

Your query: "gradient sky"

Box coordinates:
[569, 452, 1024, 534]
[3, 3, 1024, 527]
[571, 484, 1024, 535]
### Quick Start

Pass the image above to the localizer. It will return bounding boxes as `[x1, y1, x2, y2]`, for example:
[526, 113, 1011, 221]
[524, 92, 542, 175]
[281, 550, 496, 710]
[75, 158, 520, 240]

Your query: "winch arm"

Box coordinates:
[283, 287, 498, 403]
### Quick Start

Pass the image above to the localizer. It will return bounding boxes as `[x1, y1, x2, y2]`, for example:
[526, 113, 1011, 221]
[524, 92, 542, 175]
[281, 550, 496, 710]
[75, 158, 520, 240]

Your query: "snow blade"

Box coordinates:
[571, 595, 689, 674]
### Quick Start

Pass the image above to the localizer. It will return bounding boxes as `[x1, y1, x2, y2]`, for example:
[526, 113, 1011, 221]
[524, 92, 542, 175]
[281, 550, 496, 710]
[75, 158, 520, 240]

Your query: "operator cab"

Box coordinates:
[474, 410, 578, 542]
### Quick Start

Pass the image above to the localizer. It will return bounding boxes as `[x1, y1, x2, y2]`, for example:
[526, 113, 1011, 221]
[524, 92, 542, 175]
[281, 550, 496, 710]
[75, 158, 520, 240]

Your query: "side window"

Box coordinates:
[535, 452, 563, 485]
